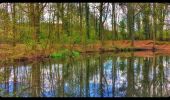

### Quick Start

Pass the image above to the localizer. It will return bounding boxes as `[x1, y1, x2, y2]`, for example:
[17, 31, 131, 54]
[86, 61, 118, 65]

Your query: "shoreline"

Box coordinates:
[1, 40, 170, 62]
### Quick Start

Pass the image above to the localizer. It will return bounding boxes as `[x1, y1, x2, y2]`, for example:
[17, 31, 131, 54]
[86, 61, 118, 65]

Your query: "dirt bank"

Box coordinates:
[0, 40, 170, 62]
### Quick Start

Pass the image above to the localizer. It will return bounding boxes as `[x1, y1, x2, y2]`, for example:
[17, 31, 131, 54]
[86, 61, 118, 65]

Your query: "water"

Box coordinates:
[0, 52, 170, 97]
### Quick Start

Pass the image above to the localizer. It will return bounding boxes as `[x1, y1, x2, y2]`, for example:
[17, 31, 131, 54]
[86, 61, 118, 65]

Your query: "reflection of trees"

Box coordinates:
[127, 53, 134, 97]
[152, 53, 157, 96]
[1, 54, 170, 97]
[164, 56, 170, 96]
[49, 59, 55, 96]
[99, 54, 104, 97]
[134, 55, 169, 97]
[13, 64, 17, 97]
[158, 56, 164, 96]
[4, 65, 12, 96]
[80, 57, 83, 97]
[112, 57, 116, 97]
[142, 57, 150, 97]
[61, 60, 65, 97]
[86, 58, 90, 97]
[31, 61, 41, 97]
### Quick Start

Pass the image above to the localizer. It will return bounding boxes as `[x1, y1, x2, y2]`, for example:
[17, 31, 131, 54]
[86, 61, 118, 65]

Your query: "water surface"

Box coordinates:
[0, 53, 170, 97]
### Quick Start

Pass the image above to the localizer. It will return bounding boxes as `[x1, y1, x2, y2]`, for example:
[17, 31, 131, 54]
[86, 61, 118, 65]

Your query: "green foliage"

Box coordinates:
[50, 52, 63, 58]
[104, 30, 113, 40]
[39, 32, 47, 41]
[38, 32, 48, 49]
[86, 39, 97, 44]
[72, 34, 81, 44]
[50, 49, 80, 59]
[20, 32, 36, 48]
[119, 19, 126, 34]
[60, 32, 81, 44]
[19, 26, 33, 43]
[0, 3, 169, 55]
[60, 34, 69, 43]
[72, 50, 80, 57]
[89, 28, 96, 40]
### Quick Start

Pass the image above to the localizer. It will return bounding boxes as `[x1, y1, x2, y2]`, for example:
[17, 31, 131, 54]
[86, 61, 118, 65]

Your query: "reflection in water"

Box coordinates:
[0, 53, 170, 97]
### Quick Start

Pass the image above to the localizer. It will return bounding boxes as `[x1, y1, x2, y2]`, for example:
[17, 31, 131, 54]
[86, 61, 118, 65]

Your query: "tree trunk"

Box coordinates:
[79, 3, 83, 43]
[143, 4, 150, 40]
[57, 3, 60, 40]
[35, 4, 41, 43]
[153, 3, 157, 49]
[12, 4, 16, 46]
[159, 4, 167, 41]
[127, 3, 135, 47]
[85, 3, 90, 39]
[112, 3, 117, 40]
[99, 3, 103, 42]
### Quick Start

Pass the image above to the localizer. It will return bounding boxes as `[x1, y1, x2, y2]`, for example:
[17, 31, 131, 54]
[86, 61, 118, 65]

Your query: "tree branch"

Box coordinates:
[40, 3, 47, 13]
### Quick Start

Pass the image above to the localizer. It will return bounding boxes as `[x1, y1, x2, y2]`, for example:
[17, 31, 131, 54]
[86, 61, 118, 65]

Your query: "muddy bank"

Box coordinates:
[1, 40, 170, 62]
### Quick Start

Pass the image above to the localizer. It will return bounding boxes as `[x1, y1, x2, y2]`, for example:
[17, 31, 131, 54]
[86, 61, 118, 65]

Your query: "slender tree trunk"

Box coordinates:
[112, 3, 117, 40]
[35, 4, 41, 43]
[12, 4, 16, 46]
[136, 13, 141, 40]
[79, 3, 83, 43]
[61, 3, 64, 38]
[153, 3, 157, 49]
[56, 3, 60, 41]
[99, 3, 103, 43]
[85, 3, 90, 39]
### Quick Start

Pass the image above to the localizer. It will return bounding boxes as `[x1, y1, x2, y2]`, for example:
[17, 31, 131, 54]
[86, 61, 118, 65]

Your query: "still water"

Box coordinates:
[0, 53, 170, 97]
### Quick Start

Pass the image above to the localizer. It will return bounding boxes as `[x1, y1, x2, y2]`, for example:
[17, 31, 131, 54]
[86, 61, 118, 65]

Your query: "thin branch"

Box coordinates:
[18, 4, 29, 13]
[40, 3, 47, 13]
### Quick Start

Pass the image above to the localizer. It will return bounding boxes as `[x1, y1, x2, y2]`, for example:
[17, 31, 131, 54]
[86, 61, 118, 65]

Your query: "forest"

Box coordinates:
[1, 3, 170, 97]
[0, 3, 170, 61]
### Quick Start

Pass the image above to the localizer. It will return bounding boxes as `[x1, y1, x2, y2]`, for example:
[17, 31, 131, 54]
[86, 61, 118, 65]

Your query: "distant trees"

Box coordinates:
[0, 3, 169, 47]
[0, 4, 10, 42]
[157, 4, 168, 41]
[28, 3, 46, 42]
[18, 3, 47, 43]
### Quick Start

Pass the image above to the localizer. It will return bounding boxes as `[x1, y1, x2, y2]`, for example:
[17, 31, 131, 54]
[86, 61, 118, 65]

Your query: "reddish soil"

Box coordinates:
[66, 40, 170, 52]
[1, 40, 170, 61]
[63, 40, 170, 57]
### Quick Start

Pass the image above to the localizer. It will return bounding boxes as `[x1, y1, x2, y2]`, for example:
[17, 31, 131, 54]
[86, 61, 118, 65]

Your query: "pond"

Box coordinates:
[0, 52, 170, 97]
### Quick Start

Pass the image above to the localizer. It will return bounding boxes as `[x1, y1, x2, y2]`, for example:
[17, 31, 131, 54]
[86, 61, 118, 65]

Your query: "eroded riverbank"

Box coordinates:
[1, 40, 170, 62]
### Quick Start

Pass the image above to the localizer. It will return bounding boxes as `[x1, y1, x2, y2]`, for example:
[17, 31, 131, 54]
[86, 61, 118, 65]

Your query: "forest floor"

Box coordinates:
[1, 40, 170, 62]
